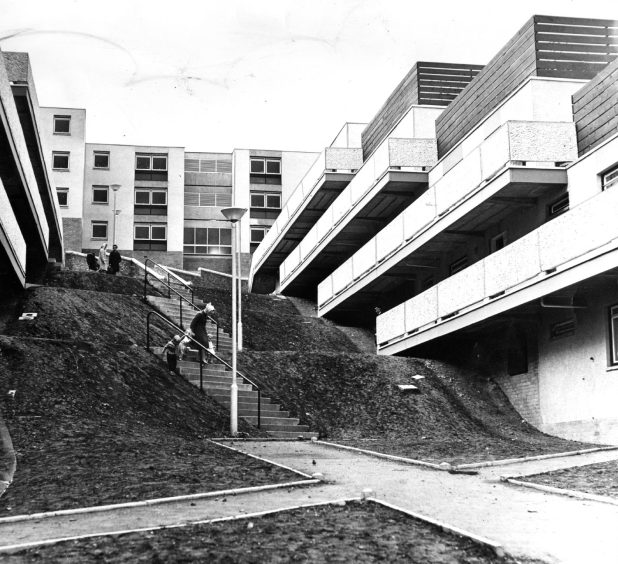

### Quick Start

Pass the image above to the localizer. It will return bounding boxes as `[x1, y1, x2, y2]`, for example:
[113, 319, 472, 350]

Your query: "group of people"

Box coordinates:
[86, 243, 121, 274]
[163, 302, 216, 375]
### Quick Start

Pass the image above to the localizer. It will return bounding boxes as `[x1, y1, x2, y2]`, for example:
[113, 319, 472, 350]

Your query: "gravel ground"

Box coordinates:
[520, 459, 618, 499]
[0, 500, 541, 563]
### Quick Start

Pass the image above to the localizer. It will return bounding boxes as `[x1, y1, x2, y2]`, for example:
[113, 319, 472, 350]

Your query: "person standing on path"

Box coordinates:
[98, 243, 108, 271]
[109, 244, 121, 275]
[190, 303, 215, 365]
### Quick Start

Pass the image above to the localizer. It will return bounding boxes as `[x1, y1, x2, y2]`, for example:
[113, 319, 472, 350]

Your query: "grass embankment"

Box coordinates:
[4, 500, 533, 564]
[0, 275, 296, 515]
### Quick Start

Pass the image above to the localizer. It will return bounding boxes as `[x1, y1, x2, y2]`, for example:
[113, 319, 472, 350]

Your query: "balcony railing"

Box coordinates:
[318, 121, 577, 310]
[280, 137, 438, 285]
[377, 184, 618, 346]
[249, 146, 362, 276]
[0, 178, 27, 277]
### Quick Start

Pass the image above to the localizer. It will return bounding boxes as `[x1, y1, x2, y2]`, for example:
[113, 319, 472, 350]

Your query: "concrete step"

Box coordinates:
[266, 430, 316, 439]
[235, 408, 289, 418]
[242, 416, 300, 427]
[178, 361, 227, 371]
[209, 392, 271, 403]
[200, 382, 253, 392]
[253, 423, 311, 432]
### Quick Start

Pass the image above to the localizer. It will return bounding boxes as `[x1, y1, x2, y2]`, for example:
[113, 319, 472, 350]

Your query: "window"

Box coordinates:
[56, 188, 68, 207]
[94, 151, 110, 169]
[602, 165, 618, 191]
[53, 115, 71, 134]
[135, 189, 167, 205]
[250, 192, 281, 209]
[547, 193, 569, 219]
[134, 223, 167, 251]
[183, 227, 232, 255]
[250, 157, 281, 185]
[184, 187, 231, 208]
[91, 221, 108, 239]
[490, 232, 507, 253]
[92, 185, 109, 204]
[449, 256, 468, 275]
[609, 305, 618, 366]
[250, 226, 269, 244]
[135, 154, 167, 171]
[52, 152, 70, 170]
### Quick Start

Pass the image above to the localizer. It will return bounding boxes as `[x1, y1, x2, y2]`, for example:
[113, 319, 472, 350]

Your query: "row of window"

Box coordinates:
[250, 192, 281, 209]
[91, 221, 167, 241]
[51, 151, 168, 172]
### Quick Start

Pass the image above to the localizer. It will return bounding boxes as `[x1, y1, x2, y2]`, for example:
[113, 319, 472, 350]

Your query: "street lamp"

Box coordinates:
[221, 206, 247, 436]
[111, 184, 121, 246]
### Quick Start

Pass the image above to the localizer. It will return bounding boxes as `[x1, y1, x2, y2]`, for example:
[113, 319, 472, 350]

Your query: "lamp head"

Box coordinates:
[111, 184, 121, 192]
[221, 207, 247, 223]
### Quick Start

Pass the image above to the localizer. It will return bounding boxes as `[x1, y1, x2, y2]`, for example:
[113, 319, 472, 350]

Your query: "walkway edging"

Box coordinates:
[500, 476, 618, 507]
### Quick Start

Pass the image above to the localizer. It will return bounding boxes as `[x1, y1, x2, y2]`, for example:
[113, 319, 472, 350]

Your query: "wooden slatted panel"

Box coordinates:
[572, 56, 618, 155]
[435, 16, 618, 158]
[361, 62, 481, 160]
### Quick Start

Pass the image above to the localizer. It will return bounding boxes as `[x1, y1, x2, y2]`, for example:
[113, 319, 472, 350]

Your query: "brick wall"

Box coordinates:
[495, 359, 541, 426]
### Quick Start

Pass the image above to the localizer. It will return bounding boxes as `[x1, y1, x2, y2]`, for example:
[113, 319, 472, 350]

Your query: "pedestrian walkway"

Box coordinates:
[1, 441, 617, 563]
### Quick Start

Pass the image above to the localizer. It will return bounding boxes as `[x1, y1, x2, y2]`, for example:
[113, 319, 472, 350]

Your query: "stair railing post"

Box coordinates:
[257, 389, 261, 429]
[200, 357, 203, 392]
[143, 256, 148, 300]
[179, 294, 183, 329]
[167, 271, 171, 299]
[146, 312, 151, 351]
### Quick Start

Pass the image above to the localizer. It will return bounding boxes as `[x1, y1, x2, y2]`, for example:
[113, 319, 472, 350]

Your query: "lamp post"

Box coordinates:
[221, 206, 247, 436]
[111, 184, 121, 246]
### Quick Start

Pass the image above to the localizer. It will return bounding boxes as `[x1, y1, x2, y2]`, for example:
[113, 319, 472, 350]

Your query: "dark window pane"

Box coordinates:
[152, 156, 167, 170]
[183, 245, 194, 254]
[250, 159, 264, 173]
[251, 229, 265, 243]
[151, 191, 167, 205]
[195, 229, 208, 244]
[93, 188, 108, 203]
[136, 156, 151, 170]
[92, 223, 107, 238]
[220, 229, 231, 245]
[54, 116, 70, 133]
[266, 194, 281, 208]
[184, 228, 195, 244]
[94, 153, 109, 168]
[251, 194, 264, 207]
[151, 226, 166, 240]
[53, 154, 69, 169]
[266, 160, 281, 174]
[135, 226, 150, 239]
[135, 191, 150, 204]
[207, 229, 220, 244]
[196, 245, 209, 254]
[57, 190, 68, 206]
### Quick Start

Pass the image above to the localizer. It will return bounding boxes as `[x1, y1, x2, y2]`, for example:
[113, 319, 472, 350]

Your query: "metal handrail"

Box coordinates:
[146, 310, 261, 429]
[143, 257, 219, 351]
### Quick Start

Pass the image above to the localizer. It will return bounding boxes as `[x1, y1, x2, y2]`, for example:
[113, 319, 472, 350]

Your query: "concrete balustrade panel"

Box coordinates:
[349, 158, 375, 202]
[325, 147, 363, 170]
[299, 227, 318, 261]
[479, 123, 510, 180]
[376, 303, 406, 344]
[0, 179, 27, 275]
[377, 214, 404, 261]
[372, 142, 390, 181]
[539, 187, 618, 272]
[388, 138, 438, 168]
[435, 147, 482, 216]
[331, 188, 353, 225]
[279, 260, 287, 281]
[281, 246, 301, 281]
[317, 275, 333, 305]
[508, 121, 578, 162]
[353, 238, 377, 279]
[484, 230, 541, 296]
[316, 207, 333, 241]
[285, 188, 304, 220]
[332, 260, 354, 295]
[403, 187, 437, 241]
[405, 286, 438, 332]
[437, 261, 486, 318]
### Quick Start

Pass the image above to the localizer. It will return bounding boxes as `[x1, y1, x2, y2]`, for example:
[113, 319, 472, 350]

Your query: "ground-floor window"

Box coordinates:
[91, 221, 108, 240]
[134, 223, 167, 251]
[609, 305, 618, 366]
[183, 227, 231, 255]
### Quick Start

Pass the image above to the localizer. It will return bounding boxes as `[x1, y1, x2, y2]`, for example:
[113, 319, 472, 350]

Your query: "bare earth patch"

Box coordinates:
[519, 460, 618, 499]
[1, 500, 540, 563]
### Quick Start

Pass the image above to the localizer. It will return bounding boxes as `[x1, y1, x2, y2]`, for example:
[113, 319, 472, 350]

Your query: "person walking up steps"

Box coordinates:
[109, 244, 121, 275]
[163, 335, 182, 375]
[190, 303, 215, 365]
[98, 243, 108, 271]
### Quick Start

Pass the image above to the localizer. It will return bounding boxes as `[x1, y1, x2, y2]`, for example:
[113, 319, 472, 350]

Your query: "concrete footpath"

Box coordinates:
[0, 441, 618, 563]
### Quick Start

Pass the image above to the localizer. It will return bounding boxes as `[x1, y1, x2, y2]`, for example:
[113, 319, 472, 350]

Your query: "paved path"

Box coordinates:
[1, 442, 618, 563]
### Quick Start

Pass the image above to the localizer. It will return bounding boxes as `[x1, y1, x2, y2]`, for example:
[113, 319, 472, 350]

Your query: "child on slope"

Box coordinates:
[163, 335, 182, 375]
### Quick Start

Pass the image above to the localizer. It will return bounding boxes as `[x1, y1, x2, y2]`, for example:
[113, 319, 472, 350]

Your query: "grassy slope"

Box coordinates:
[0, 276, 296, 514]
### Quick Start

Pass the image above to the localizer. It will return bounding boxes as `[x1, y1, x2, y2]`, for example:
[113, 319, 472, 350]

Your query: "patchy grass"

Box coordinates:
[3, 500, 537, 563]
[237, 351, 593, 465]
[0, 281, 297, 515]
[44, 270, 158, 298]
[520, 460, 618, 499]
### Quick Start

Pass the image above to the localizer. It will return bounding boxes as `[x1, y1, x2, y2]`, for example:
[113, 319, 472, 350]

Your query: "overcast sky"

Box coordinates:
[0, 0, 615, 152]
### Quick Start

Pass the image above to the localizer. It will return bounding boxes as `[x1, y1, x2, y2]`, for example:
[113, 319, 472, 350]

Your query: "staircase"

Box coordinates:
[147, 295, 314, 439]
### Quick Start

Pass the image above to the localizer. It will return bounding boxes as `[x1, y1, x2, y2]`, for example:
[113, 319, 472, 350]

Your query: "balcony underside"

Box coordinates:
[319, 167, 567, 321]
[280, 171, 428, 297]
[252, 172, 353, 277]
[379, 245, 618, 356]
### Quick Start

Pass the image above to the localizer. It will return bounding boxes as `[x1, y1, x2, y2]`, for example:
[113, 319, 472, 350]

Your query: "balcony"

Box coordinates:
[376, 184, 618, 354]
[279, 137, 438, 296]
[318, 121, 577, 319]
[249, 146, 362, 290]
